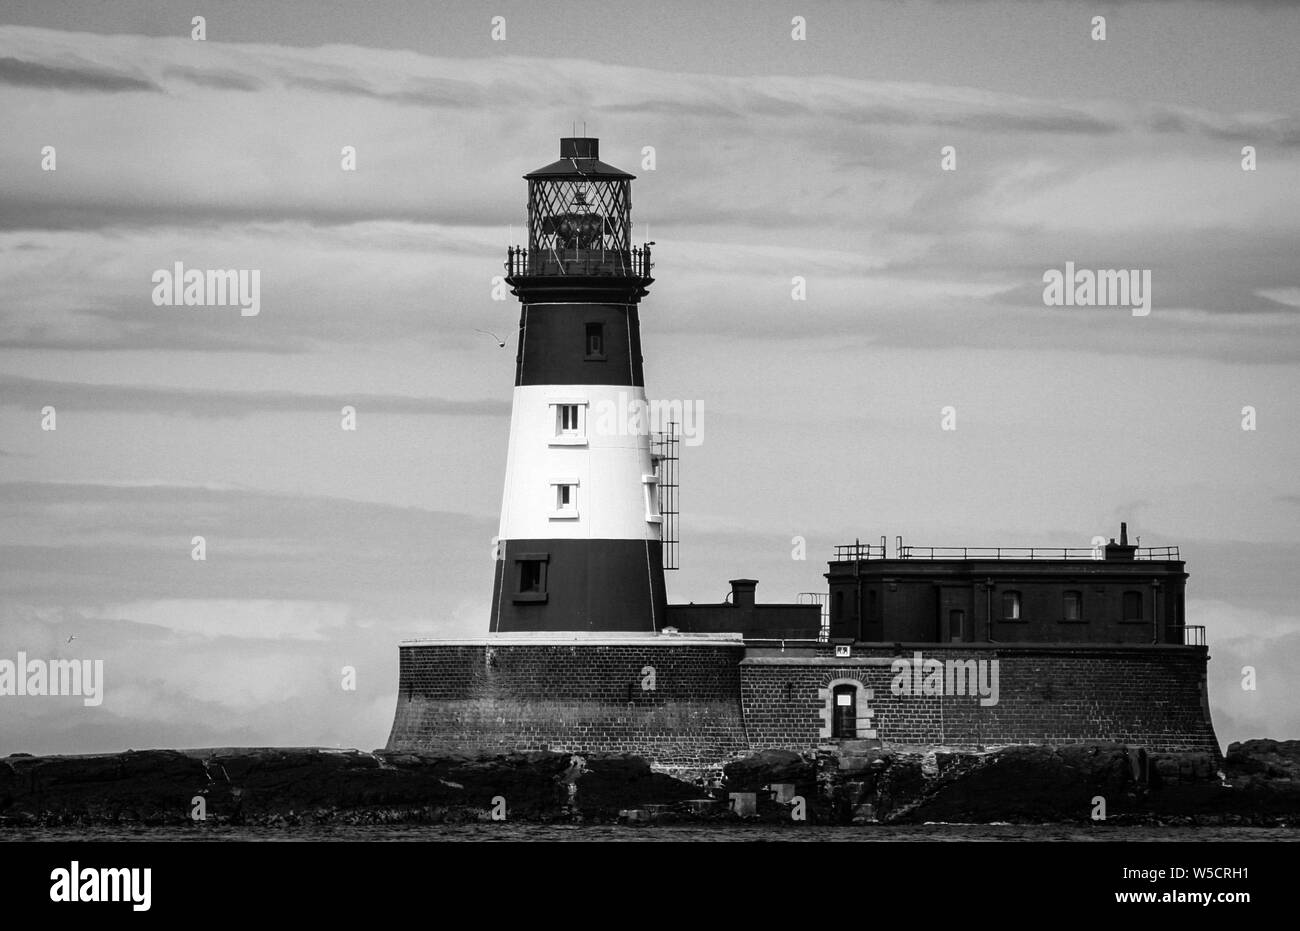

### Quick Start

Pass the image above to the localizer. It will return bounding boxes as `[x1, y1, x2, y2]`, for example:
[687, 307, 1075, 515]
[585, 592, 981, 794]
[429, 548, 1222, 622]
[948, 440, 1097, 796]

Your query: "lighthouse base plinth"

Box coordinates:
[385, 635, 749, 767]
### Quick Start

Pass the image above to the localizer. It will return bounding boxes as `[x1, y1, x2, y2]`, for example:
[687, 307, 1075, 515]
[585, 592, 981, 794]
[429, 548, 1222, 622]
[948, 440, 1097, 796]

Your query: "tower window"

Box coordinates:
[519, 560, 543, 592]
[549, 478, 579, 519]
[548, 399, 588, 446]
[949, 609, 966, 642]
[1002, 590, 1021, 620]
[642, 473, 662, 523]
[513, 553, 548, 603]
[1122, 590, 1143, 621]
[1063, 590, 1083, 621]
[585, 323, 606, 360]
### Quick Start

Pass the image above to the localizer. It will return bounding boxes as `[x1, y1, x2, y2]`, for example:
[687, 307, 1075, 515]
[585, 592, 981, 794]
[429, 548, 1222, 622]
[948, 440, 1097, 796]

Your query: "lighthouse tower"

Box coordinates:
[490, 137, 666, 632]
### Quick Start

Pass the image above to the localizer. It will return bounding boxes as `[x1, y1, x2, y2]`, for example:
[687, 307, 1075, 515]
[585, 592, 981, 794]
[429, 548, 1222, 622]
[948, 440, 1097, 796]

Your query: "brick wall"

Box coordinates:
[386, 642, 749, 765]
[742, 644, 1220, 754]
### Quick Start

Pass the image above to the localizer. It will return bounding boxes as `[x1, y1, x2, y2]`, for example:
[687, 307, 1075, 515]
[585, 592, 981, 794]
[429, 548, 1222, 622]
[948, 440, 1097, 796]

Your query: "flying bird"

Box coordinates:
[474, 328, 506, 348]
[66, 635, 76, 644]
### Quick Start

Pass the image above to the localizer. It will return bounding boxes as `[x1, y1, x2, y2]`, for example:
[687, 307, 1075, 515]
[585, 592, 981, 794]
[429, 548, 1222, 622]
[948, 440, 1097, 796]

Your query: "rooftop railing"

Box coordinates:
[897, 545, 1180, 561]
[505, 245, 652, 279]
[833, 541, 887, 561]
[830, 542, 1181, 561]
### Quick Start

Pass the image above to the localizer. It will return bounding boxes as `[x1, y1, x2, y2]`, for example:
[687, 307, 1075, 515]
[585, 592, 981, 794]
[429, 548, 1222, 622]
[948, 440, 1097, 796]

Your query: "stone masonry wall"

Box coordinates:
[387, 642, 1220, 767]
[386, 642, 749, 765]
[741, 644, 1220, 755]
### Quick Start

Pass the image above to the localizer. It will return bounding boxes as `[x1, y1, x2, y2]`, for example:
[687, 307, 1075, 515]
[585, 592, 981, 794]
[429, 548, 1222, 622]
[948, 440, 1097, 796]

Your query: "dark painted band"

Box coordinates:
[516, 303, 644, 387]
[490, 537, 666, 632]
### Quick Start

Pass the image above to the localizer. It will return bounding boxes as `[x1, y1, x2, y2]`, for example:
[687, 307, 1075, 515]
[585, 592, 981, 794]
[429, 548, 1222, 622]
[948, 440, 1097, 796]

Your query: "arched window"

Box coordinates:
[1063, 590, 1083, 621]
[1002, 590, 1021, 620]
[1123, 590, 1143, 621]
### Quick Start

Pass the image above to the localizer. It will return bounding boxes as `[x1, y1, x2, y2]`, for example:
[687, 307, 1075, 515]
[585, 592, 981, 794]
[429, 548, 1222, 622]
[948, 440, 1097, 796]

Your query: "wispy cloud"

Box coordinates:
[0, 55, 158, 92]
[0, 375, 509, 418]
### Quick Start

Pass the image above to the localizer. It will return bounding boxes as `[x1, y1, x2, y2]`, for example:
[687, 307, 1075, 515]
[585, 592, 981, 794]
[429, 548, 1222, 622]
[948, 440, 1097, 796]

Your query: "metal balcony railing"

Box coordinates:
[833, 541, 886, 561]
[1134, 546, 1181, 560]
[505, 245, 652, 279]
[1174, 624, 1207, 646]
[797, 593, 830, 642]
[895, 545, 1180, 561]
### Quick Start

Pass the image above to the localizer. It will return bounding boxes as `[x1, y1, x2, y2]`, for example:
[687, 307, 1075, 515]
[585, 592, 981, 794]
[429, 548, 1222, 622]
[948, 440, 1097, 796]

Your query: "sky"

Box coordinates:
[0, 0, 1297, 755]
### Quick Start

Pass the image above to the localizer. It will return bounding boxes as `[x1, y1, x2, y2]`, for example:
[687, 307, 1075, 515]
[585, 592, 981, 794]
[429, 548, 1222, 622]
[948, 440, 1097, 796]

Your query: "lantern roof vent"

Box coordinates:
[524, 137, 635, 180]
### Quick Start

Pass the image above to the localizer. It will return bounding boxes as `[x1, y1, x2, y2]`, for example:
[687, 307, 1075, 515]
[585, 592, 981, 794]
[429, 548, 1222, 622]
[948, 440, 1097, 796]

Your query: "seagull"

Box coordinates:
[66, 635, 76, 644]
[474, 328, 506, 348]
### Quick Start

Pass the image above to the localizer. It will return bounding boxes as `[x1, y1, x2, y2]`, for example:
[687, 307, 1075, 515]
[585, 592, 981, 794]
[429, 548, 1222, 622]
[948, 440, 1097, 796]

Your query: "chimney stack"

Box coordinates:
[729, 579, 758, 610]
[1105, 521, 1137, 561]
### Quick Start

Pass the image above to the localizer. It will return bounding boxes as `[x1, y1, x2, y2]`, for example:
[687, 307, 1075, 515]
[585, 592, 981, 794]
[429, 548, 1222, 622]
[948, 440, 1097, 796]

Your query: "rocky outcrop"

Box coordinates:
[1224, 739, 1300, 780]
[0, 748, 698, 826]
[2, 739, 1296, 827]
[718, 740, 1300, 825]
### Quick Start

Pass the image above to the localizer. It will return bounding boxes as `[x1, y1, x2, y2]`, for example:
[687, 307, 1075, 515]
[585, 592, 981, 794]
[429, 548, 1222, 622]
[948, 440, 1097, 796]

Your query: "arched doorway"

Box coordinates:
[831, 684, 857, 738]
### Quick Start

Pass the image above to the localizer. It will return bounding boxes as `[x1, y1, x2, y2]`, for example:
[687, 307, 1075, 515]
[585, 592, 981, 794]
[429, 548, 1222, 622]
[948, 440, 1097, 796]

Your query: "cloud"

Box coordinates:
[162, 65, 265, 92]
[2, 25, 1297, 235]
[0, 56, 158, 92]
[0, 375, 509, 418]
[0, 481, 494, 609]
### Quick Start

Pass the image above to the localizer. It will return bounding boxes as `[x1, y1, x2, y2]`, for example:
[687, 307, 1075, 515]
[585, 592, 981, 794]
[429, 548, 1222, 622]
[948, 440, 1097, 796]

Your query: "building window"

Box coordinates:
[949, 609, 966, 642]
[1002, 590, 1021, 620]
[519, 560, 543, 592]
[834, 590, 844, 622]
[548, 399, 588, 446]
[549, 478, 579, 519]
[556, 484, 575, 515]
[1063, 590, 1083, 621]
[1123, 590, 1143, 621]
[642, 474, 662, 523]
[585, 323, 606, 360]
[831, 685, 857, 738]
[513, 554, 548, 603]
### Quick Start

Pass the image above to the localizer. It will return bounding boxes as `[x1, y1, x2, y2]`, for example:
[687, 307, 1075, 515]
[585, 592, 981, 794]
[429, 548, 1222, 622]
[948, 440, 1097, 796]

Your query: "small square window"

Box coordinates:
[513, 555, 548, 603]
[548, 400, 588, 446]
[549, 479, 579, 519]
[519, 560, 543, 593]
[585, 323, 606, 360]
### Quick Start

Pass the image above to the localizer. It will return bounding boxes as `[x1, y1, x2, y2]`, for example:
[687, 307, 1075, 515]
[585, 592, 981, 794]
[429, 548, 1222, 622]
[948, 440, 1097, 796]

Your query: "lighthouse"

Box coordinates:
[490, 137, 667, 632]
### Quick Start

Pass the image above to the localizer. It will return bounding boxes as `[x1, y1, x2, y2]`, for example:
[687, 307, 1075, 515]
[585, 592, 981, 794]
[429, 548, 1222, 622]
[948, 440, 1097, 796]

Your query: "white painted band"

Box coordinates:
[497, 384, 664, 541]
